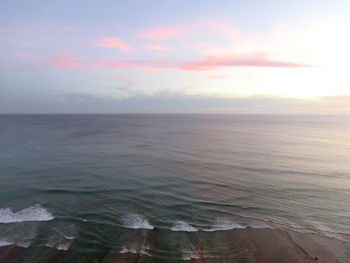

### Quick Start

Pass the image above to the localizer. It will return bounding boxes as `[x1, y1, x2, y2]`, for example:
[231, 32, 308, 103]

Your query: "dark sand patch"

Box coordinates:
[0, 228, 349, 262]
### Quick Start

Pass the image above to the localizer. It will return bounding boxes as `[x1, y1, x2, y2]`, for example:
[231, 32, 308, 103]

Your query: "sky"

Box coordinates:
[1, 0, 350, 114]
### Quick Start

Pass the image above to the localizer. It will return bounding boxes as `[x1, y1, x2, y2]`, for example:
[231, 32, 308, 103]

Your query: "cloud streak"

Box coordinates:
[11, 51, 311, 71]
[144, 44, 171, 51]
[50, 56, 82, 69]
[138, 26, 186, 40]
[182, 53, 310, 70]
[96, 38, 132, 52]
[14, 53, 92, 70]
[104, 52, 311, 71]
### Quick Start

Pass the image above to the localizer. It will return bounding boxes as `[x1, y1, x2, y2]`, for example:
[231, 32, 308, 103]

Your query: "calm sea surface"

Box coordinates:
[0, 114, 349, 261]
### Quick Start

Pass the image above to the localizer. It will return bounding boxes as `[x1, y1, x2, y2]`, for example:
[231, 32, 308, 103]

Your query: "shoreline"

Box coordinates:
[1, 228, 349, 262]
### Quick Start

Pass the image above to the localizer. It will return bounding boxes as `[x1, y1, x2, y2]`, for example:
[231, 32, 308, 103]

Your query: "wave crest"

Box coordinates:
[170, 221, 198, 232]
[0, 205, 54, 224]
[0, 240, 12, 247]
[120, 243, 151, 256]
[203, 218, 245, 232]
[121, 214, 154, 230]
[0, 240, 30, 248]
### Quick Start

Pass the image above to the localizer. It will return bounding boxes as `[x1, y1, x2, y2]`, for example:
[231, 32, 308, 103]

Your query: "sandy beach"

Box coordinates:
[1, 228, 349, 263]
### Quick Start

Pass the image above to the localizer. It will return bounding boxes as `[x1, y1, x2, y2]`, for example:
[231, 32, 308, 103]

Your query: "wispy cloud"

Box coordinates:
[96, 38, 132, 52]
[182, 53, 310, 70]
[103, 52, 311, 71]
[138, 26, 186, 40]
[15, 53, 91, 70]
[199, 20, 240, 40]
[49, 56, 82, 69]
[12, 50, 311, 72]
[144, 44, 171, 51]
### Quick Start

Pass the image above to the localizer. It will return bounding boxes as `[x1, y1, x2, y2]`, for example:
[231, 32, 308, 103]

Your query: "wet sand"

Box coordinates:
[0, 228, 349, 263]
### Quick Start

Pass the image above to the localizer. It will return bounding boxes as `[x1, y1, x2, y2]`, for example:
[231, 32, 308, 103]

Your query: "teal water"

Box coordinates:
[0, 114, 349, 261]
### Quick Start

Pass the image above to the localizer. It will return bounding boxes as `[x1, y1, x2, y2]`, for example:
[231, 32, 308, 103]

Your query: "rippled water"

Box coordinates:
[0, 114, 349, 261]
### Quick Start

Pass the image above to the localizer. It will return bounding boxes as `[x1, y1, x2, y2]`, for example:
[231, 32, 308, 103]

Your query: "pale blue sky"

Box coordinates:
[1, 0, 349, 113]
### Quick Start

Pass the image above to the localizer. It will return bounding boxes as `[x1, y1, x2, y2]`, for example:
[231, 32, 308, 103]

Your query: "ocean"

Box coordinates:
[0, 114, 349, 261]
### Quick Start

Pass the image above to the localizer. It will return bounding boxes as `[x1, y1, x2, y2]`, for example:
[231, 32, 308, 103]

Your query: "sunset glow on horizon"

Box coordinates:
[1, 0, 350, 113]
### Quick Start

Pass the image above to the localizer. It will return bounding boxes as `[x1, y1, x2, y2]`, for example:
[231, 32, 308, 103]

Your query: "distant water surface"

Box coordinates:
[0, 114, 349, 260]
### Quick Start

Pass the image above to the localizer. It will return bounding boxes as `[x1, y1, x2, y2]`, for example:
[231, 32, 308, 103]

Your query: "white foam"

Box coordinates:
[309, 220, 334, 233]
[0, 205, 54, 223]
[120, 243, 151, 256]
[203, 218, 245, 232]
[170, 221, 198, 232]
[55, 243, 70, 251]
[45, 241, 71, 251]
[306, 220, 348, 241]
[17, 241, 31, 248]
[249, 221, 274, 229]
[121, 214, 154, 230]
[250, 224, 274, 229]
[0, 240, 13, 247]
[183, 251, 201, 260]
[0, 240, 30, 248]
[182, 246, 205, 261]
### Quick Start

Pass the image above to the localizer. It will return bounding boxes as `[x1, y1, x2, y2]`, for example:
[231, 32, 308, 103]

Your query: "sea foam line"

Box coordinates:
[0, 240, 12, 247]
[0, 240, 30, 248]
[120, 243, 151, 256]
[182, 250, 202, 261]
[203, 218, 245, 232]
[0, 205, 54, 224]
[121, 214, 154, 230]
[45, 241, 71, 251]
[170, 221, 198, 232]
[182, 245, 206, 261]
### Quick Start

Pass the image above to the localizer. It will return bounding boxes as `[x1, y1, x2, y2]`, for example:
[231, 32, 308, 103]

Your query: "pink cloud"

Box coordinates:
[96, 38, 132, 52]
[14, 53, 93, 70]
[49, 56, 82, 69]
[104, 60, 178, 71]
[200, 21, 240, 40]
[138, 26, 186, 40]
[13, 51, 310, 72]
[144, 44, 171, 51]
[7, 54, 84, 70]
[104, 53, 310, 71]
[182, 53, 310, 71]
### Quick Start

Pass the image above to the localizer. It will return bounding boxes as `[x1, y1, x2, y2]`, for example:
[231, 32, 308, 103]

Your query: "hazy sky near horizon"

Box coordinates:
[1, 0, 350, 113]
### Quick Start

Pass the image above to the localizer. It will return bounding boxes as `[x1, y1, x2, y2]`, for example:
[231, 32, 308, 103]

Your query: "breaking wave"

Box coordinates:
[170, 221, 198, 232]
[182, 251, 202, 260]
[121, 214, 154, 230]
[120, 243, 151, 256]
[0, 240, 12, 247]
[0, 240, 30, 248]
[45, 241, 71, 251]
[182, 244, 206, 261]
[0, 205, 54, 223]
[203, 218, 245, 232]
